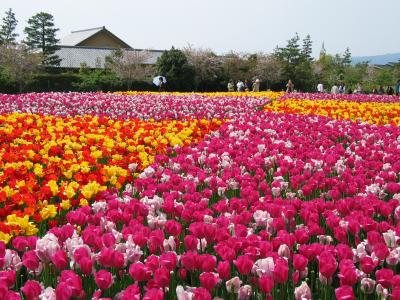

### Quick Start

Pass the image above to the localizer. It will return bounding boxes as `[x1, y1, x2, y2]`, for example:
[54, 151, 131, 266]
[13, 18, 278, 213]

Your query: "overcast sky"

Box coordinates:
[1, 0, 399, 57]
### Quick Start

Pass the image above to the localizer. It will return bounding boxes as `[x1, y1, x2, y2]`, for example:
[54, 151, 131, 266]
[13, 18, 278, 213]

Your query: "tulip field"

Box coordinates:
[0, 92, 400, 300]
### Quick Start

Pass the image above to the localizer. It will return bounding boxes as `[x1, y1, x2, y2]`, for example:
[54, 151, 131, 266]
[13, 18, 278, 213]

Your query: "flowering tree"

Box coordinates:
[251, 52, 283, 89]
[107, 49, 153, 90]
[0, 44, 40, 92]
[183, 45, 223, 91]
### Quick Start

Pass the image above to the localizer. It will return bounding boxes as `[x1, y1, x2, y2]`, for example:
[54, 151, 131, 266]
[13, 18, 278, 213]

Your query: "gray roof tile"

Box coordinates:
[56, 46, 163, 68]
[61, 27, 104, 46]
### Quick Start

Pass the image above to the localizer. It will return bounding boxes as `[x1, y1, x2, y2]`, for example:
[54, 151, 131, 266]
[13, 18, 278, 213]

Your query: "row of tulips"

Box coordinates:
[264, 98, 400, 125]
[278, 93, 400, 103]
[0, 112, 221, 242]
[0, 110, 399, 299]
[117, 91, 285, 101]
[0, 92, 271, 120]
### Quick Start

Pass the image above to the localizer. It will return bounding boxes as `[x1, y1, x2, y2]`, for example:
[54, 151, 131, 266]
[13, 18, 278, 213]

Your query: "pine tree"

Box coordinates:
[24, 12, 61, 66]
[343, 47, 352, 65]
[301, 34, 313, 62]
[155, 47, 195, 91]
[274, 33, 316, 91]
[0, 8, 18, 47]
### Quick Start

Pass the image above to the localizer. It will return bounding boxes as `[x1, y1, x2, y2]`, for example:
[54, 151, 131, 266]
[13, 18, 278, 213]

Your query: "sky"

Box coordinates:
[1, 0, 399, 57]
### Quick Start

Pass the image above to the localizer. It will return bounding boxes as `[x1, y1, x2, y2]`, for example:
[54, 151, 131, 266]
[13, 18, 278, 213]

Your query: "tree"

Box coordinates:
[373, 68, 393, 88]
[342, 62, 368, 89]
[274, 33, 315, 91]
[75, 63, 120, 92]
[24, 12, 61, 66]
[301, 34, 313, 63]
[155, 47, 195, 91]
[0, 44, 41, 92]
[183, 45, 223, 91]
[107, 49, 153, 90]
[221, 51, 252, 82]
[251, 53, 282, 89]
[0, 8, 18, 47]
[343, 47, 352, 66]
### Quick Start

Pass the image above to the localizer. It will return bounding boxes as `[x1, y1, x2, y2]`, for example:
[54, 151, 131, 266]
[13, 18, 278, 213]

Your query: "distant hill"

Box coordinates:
[352, 53, 400, 65]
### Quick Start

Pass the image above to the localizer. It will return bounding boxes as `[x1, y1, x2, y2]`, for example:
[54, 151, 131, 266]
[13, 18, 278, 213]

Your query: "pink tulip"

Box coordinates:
[293, 254, 308, 271]
[51, 250, 68, 270]
[95, 270, 114, 290]
[21, 280, 42, 300]
[234, 255, 254, 275]
[22, 250, 39, 270]
[258, 275, 274, 293]
[318, 251, 337, 279]
[129, 262, 152, 282]
[217, 260, 231, 279]
[335, 285, 354, 300]
[153, 267, 170, 287]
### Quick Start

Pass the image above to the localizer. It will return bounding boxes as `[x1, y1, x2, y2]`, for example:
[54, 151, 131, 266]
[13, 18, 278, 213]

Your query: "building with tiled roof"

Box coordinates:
[56, 26, 164, 69]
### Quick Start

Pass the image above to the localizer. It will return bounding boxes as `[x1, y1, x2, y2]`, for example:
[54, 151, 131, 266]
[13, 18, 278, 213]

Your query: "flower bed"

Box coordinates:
[278, 93, 400, 103]
[265, 98, 400, 125]
[0, 92, 272, 120]
[118, 91, 285, 101]
[0, 112, 220, 241]
[0, 92, 399, 300]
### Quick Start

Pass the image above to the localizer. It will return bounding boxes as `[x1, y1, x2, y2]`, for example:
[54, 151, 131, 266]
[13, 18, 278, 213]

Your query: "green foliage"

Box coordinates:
[0, 44, 41, 92]
[0, 8, 18, 47]
[343, 47, 352, 66]
[221, 52, 251, 82]
[24, 12, 61, 67]
[342, 63, 368, 89]
[374, 68, 393, 87]
[155, 47, 195, 91]
[274, 33, 316, 91]
[74, 64, 121, 92]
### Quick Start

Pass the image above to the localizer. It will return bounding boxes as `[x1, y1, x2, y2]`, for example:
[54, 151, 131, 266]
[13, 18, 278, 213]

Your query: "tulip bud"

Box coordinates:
[360, 278, 375, 294]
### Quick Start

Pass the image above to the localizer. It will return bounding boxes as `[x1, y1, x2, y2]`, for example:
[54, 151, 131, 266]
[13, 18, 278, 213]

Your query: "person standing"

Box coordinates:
[286, 80, 294, 93]
[227, 80, 235, 92]
[378, 86, 385, 95]
[237, 80, 245, 92]
[317, 82, 324, 93]
[338, 83, 346, 94]
[331, 83, 339, 94]
[252, 78, 260, 92]
[244, 80, 251, 92]
[396, 80, 400, 96]
[386, 86, 394, 95]
[158, 77, 165, 92]
[355, 83, 363, 94]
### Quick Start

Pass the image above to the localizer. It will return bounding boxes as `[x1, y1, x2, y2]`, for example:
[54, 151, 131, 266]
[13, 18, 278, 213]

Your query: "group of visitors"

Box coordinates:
[227, 79, 261, 92]
[371, 80, 400, 96]
[316, 80, 400, 96]
[228, 78, 400, 95]
[317, 82, 348, 94]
